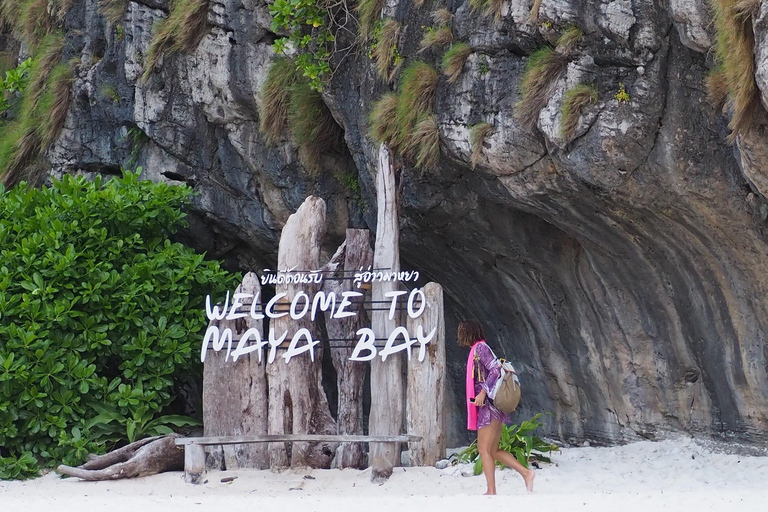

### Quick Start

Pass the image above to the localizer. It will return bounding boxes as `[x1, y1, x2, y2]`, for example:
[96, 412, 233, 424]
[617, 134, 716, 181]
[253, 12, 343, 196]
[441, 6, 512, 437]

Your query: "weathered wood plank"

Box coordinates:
[266, 196, 338, 469]
[369, 143, 403, 483]
[176, 434, 422, 446]
[184, 443, 206, 484]
[322, 229, 373, 468]
[406, 282, 446, 466]
[202, 272, 269, 470]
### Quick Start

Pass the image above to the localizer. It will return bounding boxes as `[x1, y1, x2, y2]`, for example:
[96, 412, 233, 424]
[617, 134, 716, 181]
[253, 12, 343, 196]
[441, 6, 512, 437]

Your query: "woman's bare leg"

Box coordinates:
[489, 420, 535, 492]
[477, 424, 497, 495]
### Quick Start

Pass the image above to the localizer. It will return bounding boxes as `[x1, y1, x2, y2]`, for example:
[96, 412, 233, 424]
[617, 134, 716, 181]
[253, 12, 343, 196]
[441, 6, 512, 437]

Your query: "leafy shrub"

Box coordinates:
[0, 58, 33, 116]
[269, 0, 336, 91]
[456, 413, 559, 475]
[0, 171, 237, 478]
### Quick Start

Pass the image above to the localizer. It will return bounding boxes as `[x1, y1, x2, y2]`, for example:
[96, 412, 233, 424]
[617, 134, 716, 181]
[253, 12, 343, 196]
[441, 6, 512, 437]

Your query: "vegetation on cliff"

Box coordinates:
[259, 57, 343, 172]
[707, 0, 763, 142]
[143, 0, 209, 80]
[560, 84, 598, 140]
[370, 61, 440, 170]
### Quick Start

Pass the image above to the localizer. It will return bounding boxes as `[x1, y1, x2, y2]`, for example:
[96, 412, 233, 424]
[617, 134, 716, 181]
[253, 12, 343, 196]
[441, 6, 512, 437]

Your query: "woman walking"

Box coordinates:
[459, 320, 535, 494]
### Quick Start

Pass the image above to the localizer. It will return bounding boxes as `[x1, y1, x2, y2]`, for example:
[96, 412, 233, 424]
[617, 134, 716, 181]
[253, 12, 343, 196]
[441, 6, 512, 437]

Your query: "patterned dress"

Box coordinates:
[473, 342, 511, 429]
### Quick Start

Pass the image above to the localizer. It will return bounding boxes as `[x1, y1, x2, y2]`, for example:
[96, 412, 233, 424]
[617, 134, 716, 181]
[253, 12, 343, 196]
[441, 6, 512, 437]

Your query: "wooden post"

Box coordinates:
[202, 272, 269, 470]
[406, 282, 446, 466]
[266, 196, 338, 469]
[184, 443, 206, 484]
[323, 229, 374, 468]
[369, 144, 403, 482]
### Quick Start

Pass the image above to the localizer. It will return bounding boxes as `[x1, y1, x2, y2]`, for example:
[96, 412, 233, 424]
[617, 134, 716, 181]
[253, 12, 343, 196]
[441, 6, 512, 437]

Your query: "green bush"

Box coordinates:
[0, 171, 238, 478]
[456, 413, 559, 475]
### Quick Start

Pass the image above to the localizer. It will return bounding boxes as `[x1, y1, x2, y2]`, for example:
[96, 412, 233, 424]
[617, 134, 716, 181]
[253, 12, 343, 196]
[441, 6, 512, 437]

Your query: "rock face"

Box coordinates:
[13, 0, 768, 446]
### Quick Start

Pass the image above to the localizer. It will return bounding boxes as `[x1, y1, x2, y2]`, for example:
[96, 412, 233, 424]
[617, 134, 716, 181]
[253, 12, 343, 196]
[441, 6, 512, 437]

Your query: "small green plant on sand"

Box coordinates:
[457, 413, 560, 475]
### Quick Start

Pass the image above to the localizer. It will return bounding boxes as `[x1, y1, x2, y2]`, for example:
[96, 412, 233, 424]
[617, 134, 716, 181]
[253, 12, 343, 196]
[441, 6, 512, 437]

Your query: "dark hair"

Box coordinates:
[457, 320, 484, 347]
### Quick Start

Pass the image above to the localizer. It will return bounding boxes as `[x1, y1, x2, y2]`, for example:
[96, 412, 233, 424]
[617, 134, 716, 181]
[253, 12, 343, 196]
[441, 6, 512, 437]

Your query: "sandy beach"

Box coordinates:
[2, 437, 766, 512]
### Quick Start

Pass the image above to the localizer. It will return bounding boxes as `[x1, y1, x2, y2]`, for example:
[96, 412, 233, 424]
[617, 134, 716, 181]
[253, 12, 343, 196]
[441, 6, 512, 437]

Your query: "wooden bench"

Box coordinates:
[175, 434, 423, 483]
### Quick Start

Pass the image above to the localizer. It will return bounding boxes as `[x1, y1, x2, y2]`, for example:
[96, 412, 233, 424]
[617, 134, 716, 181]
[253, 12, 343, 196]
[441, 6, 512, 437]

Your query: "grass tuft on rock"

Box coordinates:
[99, 0, 128, 25]
[394, 61, 439, 149]
[470, 122, 492, 169]
[441, 42, 473, 83]
[370, 62, 440, 170]
[557, 26, 583, 53]
[706, 68, 729, 113]
[259, 57, 303, 144]
[0, 0, 70, 49]
[143, 0, 209, 80]
[258, 57, 342, 173]
[410, 116, 440, 169]
[709, 0, 763, 141]
[431, 8, 453, 26]
[560, 83, 598, 140]
[0, 32, 74, 187]
[515, 47, 568, 130]
[469, 0, 504, 22]
[358, 0, 386, 40]
[369, 92, 400, 151]
[373, 19, 401, 82]
[420, 25, 453, 51]
[288, 81, 343, 173]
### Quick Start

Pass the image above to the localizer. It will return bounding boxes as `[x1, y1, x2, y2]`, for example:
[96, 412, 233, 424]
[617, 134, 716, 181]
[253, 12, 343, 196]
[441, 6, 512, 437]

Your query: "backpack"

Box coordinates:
[486, 346, 521, 414]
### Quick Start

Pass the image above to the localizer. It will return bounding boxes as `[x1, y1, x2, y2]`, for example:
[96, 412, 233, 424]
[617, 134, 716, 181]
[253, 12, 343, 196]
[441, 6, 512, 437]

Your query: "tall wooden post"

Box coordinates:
[406, 282, 446, 466]
[323, 229, 374, 468]
[369, 144, 403, 482]
[202, 272, 269, 470]
[266, 196, 338, 469]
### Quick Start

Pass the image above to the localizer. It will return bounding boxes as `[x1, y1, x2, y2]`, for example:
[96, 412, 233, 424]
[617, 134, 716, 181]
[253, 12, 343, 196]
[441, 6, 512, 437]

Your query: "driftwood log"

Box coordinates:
[406, 282, 446, 466]
[369, 143, 404, 483]
[266, 196, 338, 469]
[203, 272, 269, 470]
[322, 229, 374, 468]
[56, 435, 183, 480]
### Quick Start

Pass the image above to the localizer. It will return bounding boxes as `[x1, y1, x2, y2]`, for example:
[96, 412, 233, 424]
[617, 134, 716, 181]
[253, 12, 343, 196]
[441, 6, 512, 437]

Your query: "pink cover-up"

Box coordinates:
[465, 341, 480, 430]
[466, 340, 510, 431]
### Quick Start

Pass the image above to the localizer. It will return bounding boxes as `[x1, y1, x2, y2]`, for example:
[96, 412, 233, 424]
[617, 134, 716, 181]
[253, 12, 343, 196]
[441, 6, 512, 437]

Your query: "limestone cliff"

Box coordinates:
[4, 0, 768, 447]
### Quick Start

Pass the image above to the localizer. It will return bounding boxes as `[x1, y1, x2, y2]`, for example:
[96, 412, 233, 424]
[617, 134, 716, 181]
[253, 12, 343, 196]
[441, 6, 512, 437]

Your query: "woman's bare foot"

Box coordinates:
[523, 469, 535, 492]
[483, 491, 497, 495]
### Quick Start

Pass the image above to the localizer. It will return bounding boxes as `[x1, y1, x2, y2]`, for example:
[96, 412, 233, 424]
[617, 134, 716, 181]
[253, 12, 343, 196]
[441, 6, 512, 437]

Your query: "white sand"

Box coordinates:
[2, 437, 767, 512]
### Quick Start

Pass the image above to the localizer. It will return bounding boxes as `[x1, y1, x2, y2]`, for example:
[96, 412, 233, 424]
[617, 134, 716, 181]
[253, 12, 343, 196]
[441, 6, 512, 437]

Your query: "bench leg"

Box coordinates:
[184, 444, 206, 484]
